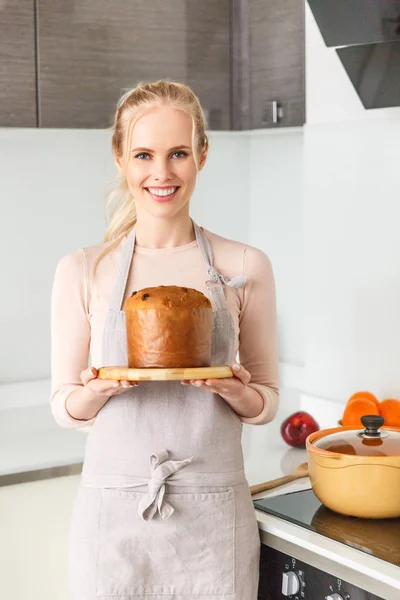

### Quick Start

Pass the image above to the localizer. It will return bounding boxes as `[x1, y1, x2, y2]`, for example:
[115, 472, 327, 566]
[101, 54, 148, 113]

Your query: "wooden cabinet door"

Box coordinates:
[250, 0, 305, 128]
[0, 0, 37, 127]
[232, 0, 305, 129]
[186, 1, 231, 130]
[37, 0, 230, 130]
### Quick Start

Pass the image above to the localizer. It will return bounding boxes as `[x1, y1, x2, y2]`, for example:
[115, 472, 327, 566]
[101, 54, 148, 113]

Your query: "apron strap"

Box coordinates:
[192, 221, 246, 311]
[193, 220, 246, 289]
[109, 228, 136, 312]
[193, 220, 214, 267]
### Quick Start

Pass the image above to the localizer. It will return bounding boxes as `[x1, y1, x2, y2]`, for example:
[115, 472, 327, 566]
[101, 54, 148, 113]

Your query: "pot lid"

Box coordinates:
[313, 415, 400, 457]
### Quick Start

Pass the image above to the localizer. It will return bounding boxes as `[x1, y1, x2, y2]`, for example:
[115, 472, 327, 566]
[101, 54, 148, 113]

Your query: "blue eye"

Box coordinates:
[133, 151, 188, 160]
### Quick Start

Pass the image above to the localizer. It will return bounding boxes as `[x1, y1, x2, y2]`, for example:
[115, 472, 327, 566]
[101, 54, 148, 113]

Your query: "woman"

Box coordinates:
[50, 80, 279, 599]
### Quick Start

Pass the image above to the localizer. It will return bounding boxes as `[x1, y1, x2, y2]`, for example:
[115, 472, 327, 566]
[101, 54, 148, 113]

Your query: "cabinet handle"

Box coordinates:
[262, 101, 284, 125]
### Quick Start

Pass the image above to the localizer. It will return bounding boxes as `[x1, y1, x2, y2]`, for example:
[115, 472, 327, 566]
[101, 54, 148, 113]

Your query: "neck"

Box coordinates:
[134, 211, 196, 249]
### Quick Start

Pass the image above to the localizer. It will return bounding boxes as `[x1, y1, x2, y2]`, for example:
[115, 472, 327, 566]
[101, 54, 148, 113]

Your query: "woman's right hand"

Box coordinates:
[80, 366, 139, 400]
[66, 367, 139, 422]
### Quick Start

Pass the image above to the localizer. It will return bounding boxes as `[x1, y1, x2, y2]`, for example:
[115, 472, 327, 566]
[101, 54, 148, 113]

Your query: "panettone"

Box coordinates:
[123, 285, 212, 368]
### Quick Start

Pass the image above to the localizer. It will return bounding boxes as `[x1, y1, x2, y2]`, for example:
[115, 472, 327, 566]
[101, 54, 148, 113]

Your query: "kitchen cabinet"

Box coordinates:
[36, 0, 230, 130]
[232, 0, 306, 129]
[1, 0, 305, 130]
[0, 0, 37, 127]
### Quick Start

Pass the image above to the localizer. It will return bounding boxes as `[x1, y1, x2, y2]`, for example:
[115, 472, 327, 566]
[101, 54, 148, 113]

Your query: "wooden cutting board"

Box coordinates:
[98, 365, 233, 381]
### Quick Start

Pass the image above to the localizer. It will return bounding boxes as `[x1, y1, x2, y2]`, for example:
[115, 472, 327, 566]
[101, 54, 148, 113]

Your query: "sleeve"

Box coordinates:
[237, 245, 279, 425]
[50, 249, 96, 429]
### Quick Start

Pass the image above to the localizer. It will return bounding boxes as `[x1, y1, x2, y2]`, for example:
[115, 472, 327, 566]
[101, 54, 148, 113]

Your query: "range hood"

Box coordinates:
[308, 0, 400, 109]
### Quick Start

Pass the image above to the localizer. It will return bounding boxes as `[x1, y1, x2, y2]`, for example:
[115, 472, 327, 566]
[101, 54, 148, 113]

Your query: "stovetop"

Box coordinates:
[254, 489, 400, 567]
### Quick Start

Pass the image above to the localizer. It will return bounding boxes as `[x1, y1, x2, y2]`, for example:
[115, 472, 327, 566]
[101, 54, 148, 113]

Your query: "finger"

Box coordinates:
[81, 366, 98, 386]
[231, 363, 251, 385]
[193, 380, 206, 386]
[113, 380, 140, 392]
[88, 379, 136, 395]
[205, 380, 230, 393]
[119, 379, 136, 388]
[84, 378, 121, 395]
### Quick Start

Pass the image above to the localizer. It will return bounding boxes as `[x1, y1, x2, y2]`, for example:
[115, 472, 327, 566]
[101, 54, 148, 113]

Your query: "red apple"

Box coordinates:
[280, 411, 319, 448]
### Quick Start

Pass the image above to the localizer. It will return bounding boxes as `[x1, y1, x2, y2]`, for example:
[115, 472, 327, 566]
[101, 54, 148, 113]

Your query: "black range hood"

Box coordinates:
[307, 0, 400, 109]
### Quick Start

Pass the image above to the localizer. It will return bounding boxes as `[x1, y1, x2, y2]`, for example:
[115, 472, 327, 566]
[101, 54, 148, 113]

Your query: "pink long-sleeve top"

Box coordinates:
[50, 227, 279, 429]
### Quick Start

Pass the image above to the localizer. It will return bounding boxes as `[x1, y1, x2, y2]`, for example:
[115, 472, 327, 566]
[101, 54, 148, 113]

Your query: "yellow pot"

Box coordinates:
[306, 415, 400, 519]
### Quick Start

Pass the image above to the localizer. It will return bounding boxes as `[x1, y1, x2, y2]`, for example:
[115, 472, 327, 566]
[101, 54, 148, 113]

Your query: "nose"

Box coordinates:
[153, 157, 173, 182]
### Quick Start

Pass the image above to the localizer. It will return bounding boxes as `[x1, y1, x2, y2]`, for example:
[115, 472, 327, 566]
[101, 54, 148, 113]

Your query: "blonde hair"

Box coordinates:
[93, 80, 209, 276]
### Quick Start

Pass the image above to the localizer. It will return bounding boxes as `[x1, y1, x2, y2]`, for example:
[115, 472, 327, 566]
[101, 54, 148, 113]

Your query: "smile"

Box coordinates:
[145, 187, 179, 202]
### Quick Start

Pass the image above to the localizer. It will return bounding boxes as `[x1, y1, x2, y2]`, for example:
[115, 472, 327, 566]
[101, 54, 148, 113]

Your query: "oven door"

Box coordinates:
[258, 533, 389, 600]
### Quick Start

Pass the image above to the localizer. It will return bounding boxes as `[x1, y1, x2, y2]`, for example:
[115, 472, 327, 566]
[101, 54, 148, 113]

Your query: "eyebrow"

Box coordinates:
[131, 145, 191, 153]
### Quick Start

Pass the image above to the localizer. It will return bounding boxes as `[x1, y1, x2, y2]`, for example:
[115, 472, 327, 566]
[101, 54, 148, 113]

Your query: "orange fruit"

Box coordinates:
[342, 398, 380, 427]
[379, 398, 400, 427]
[346, 391, 380, 411]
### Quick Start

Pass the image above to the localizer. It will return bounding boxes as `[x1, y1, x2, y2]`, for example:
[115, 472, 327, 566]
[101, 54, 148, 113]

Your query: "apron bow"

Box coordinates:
[138, 450, 194, 521]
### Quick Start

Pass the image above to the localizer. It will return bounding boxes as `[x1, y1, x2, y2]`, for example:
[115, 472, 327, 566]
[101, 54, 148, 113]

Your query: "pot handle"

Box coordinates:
[359, 415, 386, 438]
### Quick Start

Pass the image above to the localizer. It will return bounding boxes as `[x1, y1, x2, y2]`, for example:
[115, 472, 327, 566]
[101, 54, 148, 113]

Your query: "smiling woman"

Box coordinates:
[50, 79, 279, 600]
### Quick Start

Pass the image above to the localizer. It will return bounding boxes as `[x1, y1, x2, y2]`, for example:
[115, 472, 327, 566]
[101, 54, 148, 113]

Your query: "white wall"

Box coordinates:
[306, 3, 400, 124]
[248, 129, 304, 368]
[0, 129, 112, 383]
[0, 129, 250, 385]
[304, 117, 400, 402]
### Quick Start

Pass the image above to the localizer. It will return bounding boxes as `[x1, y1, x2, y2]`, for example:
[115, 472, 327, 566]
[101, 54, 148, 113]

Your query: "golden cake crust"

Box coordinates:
[124, 285, 211, 311]
[123, 285, 213, 368]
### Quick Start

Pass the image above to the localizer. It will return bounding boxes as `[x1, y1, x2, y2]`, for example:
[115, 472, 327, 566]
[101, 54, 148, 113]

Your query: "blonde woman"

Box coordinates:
[51, 80, 279, 599]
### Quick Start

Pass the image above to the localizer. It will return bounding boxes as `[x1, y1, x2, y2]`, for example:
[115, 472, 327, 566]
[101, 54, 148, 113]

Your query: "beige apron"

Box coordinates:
[69, 221, 260, 599]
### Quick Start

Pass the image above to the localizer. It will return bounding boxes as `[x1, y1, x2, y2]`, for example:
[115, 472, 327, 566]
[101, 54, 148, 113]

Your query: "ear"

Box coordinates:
[113, 152, 123, 173]
[198, 149, 208, 172]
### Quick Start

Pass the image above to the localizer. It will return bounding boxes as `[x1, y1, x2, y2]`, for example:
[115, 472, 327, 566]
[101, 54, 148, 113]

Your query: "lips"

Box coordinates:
[145, 187, 180, 203]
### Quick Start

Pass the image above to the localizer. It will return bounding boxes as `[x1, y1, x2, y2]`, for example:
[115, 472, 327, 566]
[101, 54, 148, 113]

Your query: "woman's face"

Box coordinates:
[119, 106, 206, 220]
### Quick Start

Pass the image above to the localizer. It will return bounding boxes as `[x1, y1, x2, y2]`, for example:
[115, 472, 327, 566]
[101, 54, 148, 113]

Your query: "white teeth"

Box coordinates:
[148, 187, 177, 197]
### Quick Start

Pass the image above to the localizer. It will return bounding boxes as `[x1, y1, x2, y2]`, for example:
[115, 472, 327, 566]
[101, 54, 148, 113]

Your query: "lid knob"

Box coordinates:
[360, 415, 384, 437]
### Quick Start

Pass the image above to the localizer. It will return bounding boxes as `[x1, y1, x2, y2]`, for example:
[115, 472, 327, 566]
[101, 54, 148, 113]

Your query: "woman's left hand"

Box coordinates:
[181, 362, 264, 419]
[181, 362, 250, 403]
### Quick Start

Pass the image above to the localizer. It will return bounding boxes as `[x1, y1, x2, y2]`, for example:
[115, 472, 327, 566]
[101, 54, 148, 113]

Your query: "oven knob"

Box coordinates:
[325, 595, 344, 600]
[281, 571, 300, 596]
